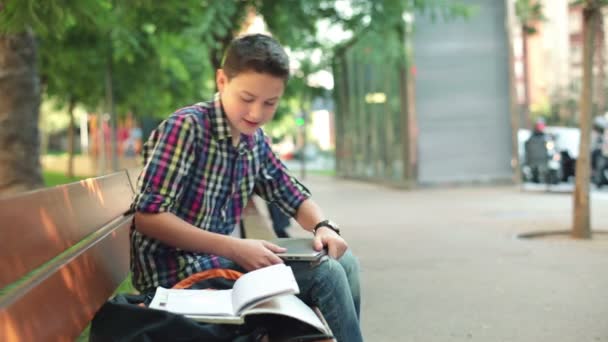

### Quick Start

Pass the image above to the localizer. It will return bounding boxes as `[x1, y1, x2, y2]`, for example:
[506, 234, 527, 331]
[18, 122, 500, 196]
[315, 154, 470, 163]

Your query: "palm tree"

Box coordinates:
[515, 0, 545, 128]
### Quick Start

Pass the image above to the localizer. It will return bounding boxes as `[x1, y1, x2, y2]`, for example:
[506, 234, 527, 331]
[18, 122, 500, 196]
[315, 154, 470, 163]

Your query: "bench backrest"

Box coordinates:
[0, 171, 135, 342]
[241, 196, 278, 240]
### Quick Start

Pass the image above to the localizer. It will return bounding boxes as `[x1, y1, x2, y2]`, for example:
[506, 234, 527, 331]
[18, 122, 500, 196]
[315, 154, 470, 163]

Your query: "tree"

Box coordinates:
[39, 26, 106, 177]
[0, 0, 107, 194]
[571, 0, 607, 239]
[0, 0, 473, 195]
[515, 0, 545, 129]
[511, 0, 606, 239]
[37, 1, 234, 174]
[0, 30, 42, 193]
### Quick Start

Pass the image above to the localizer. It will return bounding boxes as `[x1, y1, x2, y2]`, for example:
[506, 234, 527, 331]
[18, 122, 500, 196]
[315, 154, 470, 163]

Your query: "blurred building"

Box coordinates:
[333, 0, 513, 186]
[310, 96, 335, 151]
[513, 0, 608, 119]
[511, 0, 570, 111]
[568, 2, 608, 110]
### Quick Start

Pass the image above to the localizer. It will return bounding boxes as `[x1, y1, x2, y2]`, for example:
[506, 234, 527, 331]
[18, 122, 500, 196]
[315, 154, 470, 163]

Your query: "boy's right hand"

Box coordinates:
[229, 239, 286, 271]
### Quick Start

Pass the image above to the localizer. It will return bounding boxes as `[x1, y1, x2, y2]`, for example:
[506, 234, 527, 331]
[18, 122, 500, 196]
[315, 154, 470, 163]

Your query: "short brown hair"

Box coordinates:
[221, 34, 290, 82]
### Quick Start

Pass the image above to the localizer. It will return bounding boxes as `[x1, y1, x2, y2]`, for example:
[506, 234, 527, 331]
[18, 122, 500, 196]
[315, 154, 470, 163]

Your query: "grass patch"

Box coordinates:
[43, 171, 89, 187]
[76, 276, 136, 341]
[308, 169, 336, 177]
[114, 274, 136, 294]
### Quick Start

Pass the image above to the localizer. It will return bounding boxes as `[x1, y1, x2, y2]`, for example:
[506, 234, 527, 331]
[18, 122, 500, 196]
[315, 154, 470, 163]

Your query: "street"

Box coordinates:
[288, 176, 608, 342]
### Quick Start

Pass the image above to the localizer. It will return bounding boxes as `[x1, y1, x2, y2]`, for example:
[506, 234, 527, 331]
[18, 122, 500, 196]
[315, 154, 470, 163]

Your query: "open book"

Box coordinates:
[148, 264, 332, 337]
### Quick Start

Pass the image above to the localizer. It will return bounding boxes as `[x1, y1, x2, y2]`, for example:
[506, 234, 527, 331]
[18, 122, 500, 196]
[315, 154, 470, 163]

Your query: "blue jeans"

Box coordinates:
[268, 202, 291, 238]
[216, 250, 363, 341]
[288, 250, 363, 342]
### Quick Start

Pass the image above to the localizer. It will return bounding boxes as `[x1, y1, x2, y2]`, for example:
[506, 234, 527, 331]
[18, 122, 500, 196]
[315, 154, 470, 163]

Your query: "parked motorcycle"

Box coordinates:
[522, 131, 562, 185]
[592, 118, 608, 187]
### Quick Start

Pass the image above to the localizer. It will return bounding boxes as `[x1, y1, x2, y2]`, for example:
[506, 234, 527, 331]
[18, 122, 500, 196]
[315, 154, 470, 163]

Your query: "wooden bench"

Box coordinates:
[0, 170, 135, 341]
[0, 170, 330, 341]
[241, 195, 280, 240]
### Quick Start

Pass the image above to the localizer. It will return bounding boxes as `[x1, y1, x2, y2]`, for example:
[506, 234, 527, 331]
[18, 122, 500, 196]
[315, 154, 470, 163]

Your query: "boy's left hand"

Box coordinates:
[312, 227, 348, 259]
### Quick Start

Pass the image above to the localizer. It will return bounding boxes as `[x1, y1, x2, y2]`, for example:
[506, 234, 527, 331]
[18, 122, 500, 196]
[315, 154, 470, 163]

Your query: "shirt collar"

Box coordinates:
[212, 93, 232, 141]
[212, 93, 255, 150]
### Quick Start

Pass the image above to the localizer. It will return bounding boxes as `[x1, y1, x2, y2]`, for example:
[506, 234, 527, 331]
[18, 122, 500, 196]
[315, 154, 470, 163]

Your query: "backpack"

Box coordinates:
[89, 269, 268, 342]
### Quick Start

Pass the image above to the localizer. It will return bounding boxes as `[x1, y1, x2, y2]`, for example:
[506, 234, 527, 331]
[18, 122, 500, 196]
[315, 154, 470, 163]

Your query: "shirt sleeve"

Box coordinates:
[254, 135, 311, 217]
[132, 114, 198, 214]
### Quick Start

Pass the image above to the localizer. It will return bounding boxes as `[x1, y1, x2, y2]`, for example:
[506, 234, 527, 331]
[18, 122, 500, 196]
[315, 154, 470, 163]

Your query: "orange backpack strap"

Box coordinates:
[172, 269, 243, 289]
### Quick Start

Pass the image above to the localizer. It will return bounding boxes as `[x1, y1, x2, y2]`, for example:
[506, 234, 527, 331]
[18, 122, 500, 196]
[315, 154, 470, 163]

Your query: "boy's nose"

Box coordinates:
[248, 103, 264, 121]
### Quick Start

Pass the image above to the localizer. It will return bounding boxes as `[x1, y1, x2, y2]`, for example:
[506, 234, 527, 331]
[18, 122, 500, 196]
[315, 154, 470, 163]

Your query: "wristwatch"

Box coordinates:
[313, 220, 341, 236]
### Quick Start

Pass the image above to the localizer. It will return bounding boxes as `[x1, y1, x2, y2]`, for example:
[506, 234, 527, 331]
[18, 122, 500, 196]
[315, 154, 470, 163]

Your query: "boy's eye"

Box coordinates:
[241, 97, 254, 103]
[264, 101, 277, 106]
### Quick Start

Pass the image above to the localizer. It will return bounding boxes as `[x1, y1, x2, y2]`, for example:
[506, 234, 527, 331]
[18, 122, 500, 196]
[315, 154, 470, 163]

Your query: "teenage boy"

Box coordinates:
[130, 34, 362, 341]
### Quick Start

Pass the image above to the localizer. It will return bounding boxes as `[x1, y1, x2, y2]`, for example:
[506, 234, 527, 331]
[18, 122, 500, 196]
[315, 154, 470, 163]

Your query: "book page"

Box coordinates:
[149, 287, 235, 316]
[243, 295, 330, 335]
[232, 264, 300, 314]
[184, 314, 246, 325]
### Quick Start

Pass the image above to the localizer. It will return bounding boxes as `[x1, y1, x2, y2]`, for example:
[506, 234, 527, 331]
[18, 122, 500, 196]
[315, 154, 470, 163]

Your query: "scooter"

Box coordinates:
[592, 144, 608, 188]
[522, 135, 562, 185]
[595, 156, 608, 187]
[592, 118, 608, 187]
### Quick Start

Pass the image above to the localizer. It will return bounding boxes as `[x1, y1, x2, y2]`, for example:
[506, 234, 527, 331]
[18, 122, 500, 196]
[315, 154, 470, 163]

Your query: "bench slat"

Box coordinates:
[125, 167, 142, 192]
[0, 218, 131, 342]
[0, 171, 133, 289]
[241, 196, 278, 240]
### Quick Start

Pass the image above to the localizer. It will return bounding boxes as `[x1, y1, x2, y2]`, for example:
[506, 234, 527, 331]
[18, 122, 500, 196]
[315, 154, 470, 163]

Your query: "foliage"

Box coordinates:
[2, 0, 477, 133]
[35, 1, 218, 119]
[570, 0, 608, 8]
[515, 0, 546, 34]
[0, 0, 104, 34]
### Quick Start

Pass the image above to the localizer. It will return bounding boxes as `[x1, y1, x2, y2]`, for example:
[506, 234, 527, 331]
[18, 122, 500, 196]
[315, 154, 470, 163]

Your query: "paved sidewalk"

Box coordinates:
[289, 176, 608, 342]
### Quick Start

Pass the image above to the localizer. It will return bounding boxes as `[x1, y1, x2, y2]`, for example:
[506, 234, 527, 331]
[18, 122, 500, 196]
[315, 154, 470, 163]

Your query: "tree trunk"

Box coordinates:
[299, 92, 310, 180]
[67, 98, 76, 178]
[595, 13, 605, 113]
[0, 31, 43, 195]
[105, 54, 118, 172]
[508, 1, 522, 184]
[572, 4, 600, 239]
[521, 25, 531, 129]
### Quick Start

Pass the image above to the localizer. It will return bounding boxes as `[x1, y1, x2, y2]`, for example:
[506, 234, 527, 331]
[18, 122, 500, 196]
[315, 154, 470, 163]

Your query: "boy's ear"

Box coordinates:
[216, 69, 227, 92]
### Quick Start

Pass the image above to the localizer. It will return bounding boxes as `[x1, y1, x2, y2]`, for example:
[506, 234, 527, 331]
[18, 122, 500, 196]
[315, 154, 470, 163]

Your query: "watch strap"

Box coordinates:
[313, 220, 340, 235]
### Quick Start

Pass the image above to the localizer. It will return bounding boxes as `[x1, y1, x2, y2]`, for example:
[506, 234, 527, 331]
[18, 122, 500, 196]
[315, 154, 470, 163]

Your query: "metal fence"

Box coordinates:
[332, 30, 416, 187]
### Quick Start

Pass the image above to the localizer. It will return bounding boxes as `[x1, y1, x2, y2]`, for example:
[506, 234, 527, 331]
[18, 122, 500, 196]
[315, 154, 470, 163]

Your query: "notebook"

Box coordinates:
[148, 263, 333, 339]
[149, 264, 298, 317]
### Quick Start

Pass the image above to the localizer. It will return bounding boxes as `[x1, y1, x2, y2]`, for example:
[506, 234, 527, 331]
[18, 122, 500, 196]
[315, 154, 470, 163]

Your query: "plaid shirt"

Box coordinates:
[130, 94, 311, 293]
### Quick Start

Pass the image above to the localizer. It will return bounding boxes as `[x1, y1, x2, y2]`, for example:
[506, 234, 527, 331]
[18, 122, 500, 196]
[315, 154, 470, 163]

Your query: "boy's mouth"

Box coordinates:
[243, 119, 260, 127]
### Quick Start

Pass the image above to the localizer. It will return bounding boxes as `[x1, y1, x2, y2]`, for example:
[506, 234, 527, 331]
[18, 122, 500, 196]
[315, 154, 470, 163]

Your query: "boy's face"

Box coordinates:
[217, 69, 285, 136]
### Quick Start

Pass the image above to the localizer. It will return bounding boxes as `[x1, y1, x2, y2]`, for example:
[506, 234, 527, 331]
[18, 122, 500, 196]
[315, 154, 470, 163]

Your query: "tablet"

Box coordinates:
[272, 238, 326, 261]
